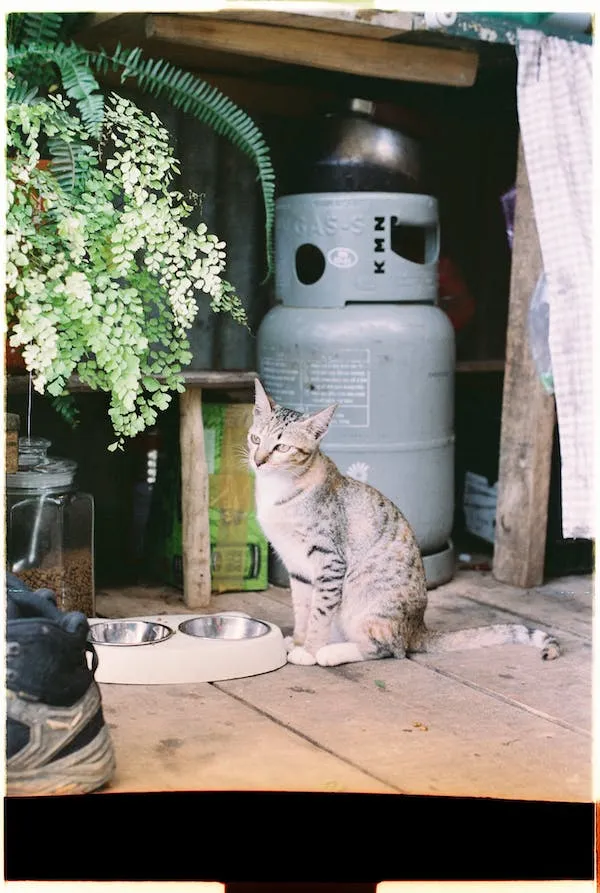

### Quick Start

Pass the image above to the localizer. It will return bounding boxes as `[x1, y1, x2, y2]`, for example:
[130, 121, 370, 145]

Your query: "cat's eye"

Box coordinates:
[249, 434, 260, 444]
[275, 444, 291, 452]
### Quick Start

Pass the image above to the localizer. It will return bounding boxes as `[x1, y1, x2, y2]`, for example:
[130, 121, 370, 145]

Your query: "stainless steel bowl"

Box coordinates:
[178, 614, 270, 640]
[89, 620, 174, 646]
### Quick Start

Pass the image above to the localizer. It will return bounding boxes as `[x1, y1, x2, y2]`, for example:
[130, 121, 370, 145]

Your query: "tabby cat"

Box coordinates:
[248, 378, 560, 667]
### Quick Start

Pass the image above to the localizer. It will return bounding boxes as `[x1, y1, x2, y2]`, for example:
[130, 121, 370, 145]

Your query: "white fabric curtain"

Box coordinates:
[516, 29, 594, 540]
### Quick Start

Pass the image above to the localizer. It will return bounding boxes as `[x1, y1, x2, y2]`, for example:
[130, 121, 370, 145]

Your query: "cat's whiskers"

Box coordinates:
[233, 444, 250, 470]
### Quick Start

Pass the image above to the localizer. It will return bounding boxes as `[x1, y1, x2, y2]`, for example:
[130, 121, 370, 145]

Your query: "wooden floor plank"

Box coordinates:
[447, 571, 593, 640]
[409, 640, 592, 734]
[99, 681, 394, 794]
[218, 659, 591, 802]
[409, 583, 592, 734]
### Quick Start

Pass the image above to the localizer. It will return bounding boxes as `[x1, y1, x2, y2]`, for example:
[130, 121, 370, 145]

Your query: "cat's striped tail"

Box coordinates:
[421, 623, 561, 661]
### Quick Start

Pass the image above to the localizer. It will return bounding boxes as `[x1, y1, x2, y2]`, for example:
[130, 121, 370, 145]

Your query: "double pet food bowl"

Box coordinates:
[88, 612, 287, 684]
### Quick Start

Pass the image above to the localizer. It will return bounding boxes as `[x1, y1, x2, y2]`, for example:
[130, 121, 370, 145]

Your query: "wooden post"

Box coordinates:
[179, 388, 212, 607]
[492, 138, 556, 588]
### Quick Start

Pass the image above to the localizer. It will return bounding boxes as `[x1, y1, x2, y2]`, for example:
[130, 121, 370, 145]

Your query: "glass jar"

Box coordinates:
[6, 437, 95, 616]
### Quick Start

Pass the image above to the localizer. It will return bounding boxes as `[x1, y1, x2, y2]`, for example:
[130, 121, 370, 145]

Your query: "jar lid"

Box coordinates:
[6, 437, 77, 490]
[18, 436, 52, 468]
[6, 459, 77, 491]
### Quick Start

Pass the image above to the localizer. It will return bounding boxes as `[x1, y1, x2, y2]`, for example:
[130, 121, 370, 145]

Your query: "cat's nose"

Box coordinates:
[255, 449, 269, 467]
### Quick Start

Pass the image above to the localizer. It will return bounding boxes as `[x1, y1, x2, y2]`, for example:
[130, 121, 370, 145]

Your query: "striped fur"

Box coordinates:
[249, 379, 561, 666]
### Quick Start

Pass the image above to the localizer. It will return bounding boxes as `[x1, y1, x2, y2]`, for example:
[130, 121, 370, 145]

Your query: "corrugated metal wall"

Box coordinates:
[120, 87, 272, 372]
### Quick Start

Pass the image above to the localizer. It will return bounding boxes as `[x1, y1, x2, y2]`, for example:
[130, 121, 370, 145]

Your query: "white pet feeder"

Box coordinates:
[88, 611, 287, 684]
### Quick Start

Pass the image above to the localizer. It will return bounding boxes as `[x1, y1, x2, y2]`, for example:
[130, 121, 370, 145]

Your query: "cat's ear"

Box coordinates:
[254, 378, 275, 417]
[303, 404, 337, 440]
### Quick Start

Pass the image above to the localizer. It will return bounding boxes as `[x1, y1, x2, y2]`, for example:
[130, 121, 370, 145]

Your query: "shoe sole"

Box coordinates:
[6, 723, 116, 797]
[7, 683, 116, 797]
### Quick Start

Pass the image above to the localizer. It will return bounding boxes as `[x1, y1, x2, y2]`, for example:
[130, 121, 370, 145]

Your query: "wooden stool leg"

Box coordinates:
[492, 138, 556, 588]
[179, 388, 212, 607]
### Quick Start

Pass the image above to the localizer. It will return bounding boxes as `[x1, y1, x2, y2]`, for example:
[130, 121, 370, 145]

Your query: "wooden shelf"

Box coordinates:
[455, 360, 505, 373]
[8, 363, 507, 397]
[7, 362, 506, 398]
[6, 370, 258, 394]
[77, 11, 479, 88]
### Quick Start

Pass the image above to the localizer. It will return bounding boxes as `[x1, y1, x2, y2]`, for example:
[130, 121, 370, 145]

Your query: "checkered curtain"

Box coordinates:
[516, 29, 594, 540]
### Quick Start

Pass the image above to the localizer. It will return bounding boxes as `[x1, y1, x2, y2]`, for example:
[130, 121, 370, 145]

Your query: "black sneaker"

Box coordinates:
[5, 572, 116, 796]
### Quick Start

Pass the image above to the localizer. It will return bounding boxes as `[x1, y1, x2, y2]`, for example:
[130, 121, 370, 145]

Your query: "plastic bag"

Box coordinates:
[502, 186, 554, 393]
[501, 187, 517, 250]
[527, 273, 555, 394]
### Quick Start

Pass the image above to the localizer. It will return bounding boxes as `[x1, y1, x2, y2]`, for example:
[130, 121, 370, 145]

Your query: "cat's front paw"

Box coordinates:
[287, 646, 317, 666]
[284, 635, 305, 653]
[316, 642, 364, 666]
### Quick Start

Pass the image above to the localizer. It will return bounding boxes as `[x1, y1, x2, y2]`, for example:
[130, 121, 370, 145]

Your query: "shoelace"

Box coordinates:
[5, 641, 19, 683]
[85, 640, 99, 674]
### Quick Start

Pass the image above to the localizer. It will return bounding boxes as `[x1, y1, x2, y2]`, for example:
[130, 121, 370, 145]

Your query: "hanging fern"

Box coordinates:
[91, 44, 275, 278]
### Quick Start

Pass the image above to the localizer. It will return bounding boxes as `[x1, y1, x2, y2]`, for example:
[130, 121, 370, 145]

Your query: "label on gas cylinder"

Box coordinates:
[261, 349, 370, 428]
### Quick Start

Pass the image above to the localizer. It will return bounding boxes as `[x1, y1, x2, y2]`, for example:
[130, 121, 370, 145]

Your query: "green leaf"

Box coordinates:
[143, 376, 161, 392]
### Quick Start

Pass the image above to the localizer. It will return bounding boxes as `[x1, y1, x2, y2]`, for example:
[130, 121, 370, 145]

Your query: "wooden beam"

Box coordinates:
[179, 388, 212, 607]
[196, 9, 414, 40]
[492, 138, 555, 589]
[145, 14, 479, 87]
[81, 9, 415, 41]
